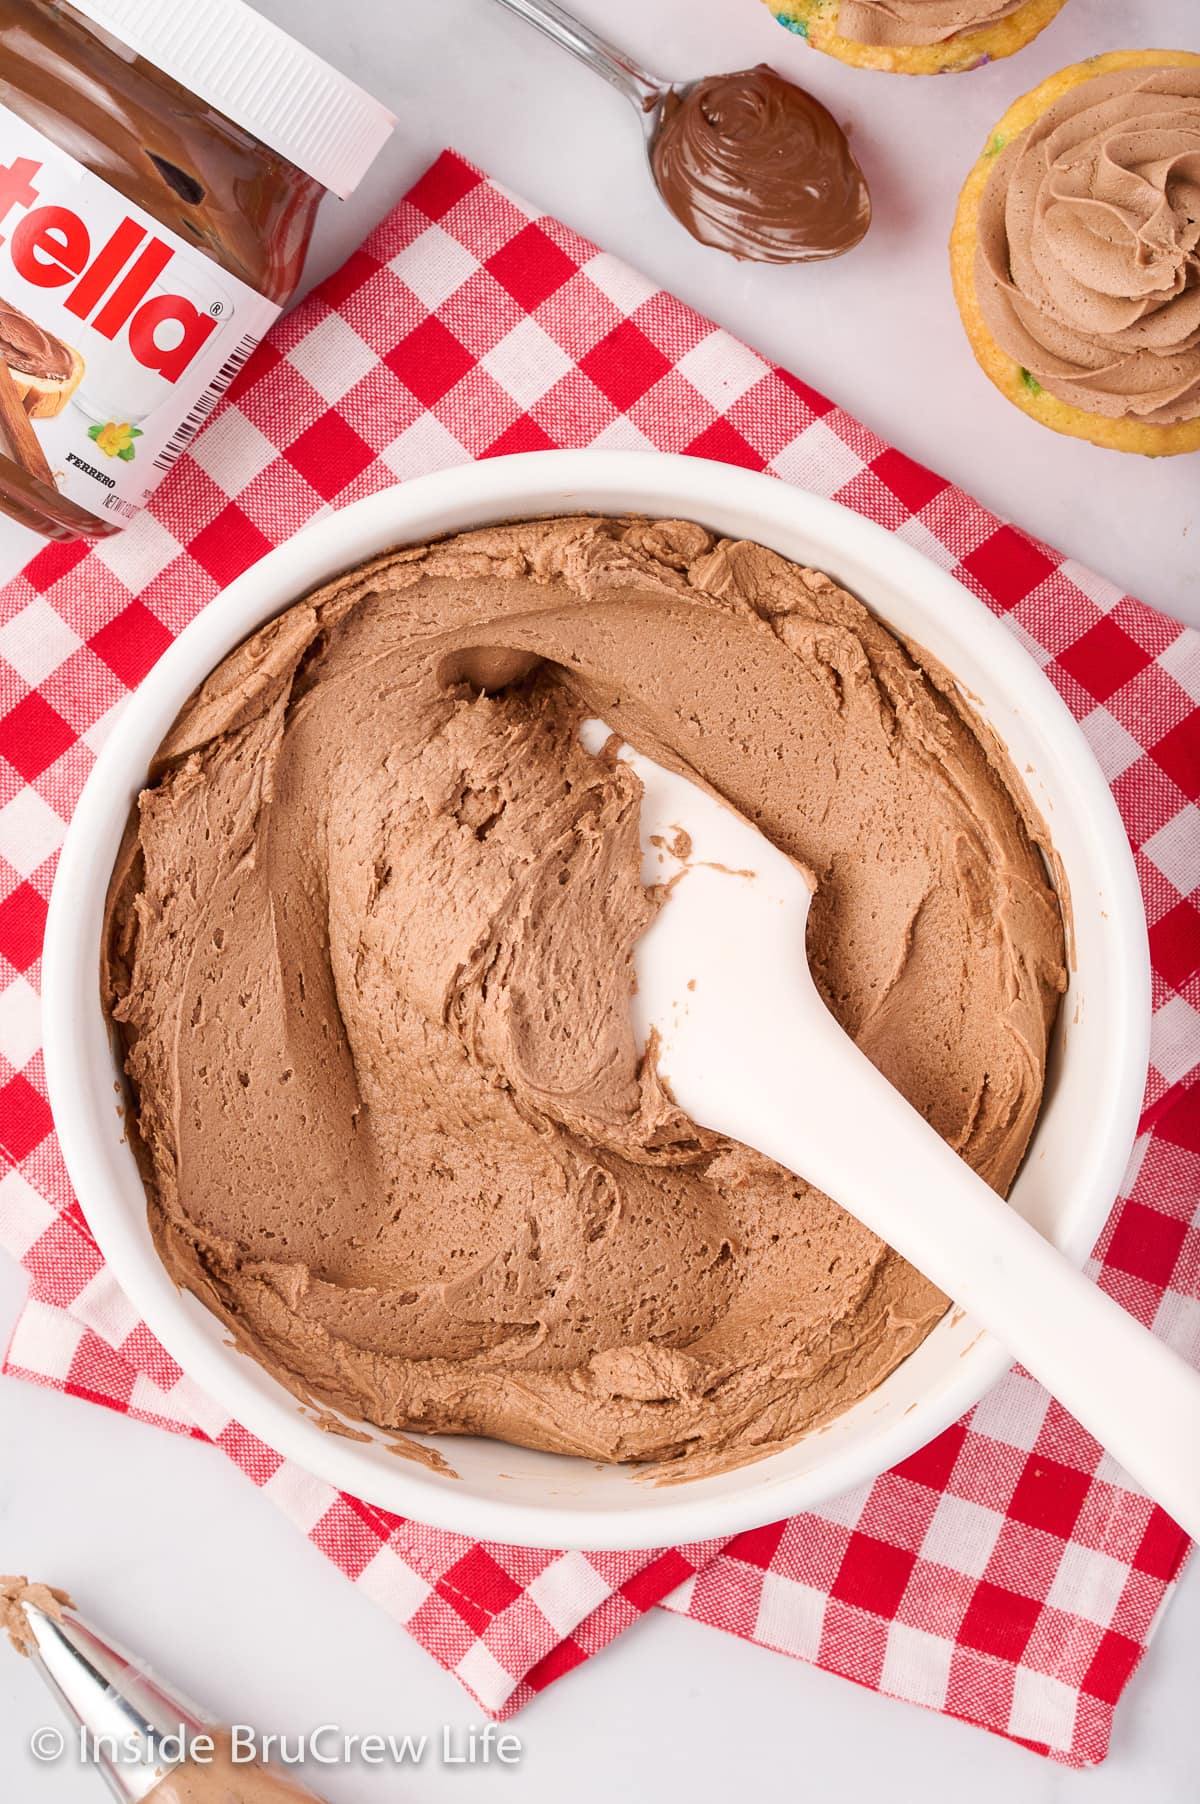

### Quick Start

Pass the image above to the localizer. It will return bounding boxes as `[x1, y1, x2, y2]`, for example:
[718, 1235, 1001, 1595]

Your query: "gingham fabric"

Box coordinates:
[0, 151, 1196, 1766]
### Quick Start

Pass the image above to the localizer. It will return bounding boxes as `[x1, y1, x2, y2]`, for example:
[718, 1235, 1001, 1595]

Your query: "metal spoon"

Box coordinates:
[487, 0, 871, 262]
[489, 0, 670, 134]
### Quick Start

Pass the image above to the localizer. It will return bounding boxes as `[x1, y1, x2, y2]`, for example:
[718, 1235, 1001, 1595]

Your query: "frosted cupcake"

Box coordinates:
[767, 1, 1069, 75]
[951, 52, 1200, 455]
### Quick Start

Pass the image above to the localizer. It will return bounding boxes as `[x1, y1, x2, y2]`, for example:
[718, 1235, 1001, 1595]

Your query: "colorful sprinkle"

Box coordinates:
[773, 12, 809, 34]
[1019, 368, 1043, 396]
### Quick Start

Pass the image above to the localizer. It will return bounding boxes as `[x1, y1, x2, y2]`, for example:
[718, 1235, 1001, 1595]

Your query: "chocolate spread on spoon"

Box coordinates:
[651, 65, 870, 263]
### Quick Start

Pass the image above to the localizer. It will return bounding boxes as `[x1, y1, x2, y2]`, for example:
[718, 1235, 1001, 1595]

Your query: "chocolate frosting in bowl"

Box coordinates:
[976, 67, 1200, 424]
[104, 517, 1064, 1480]
[835, 0, 1023, 46]
[651, 66, 870, 262]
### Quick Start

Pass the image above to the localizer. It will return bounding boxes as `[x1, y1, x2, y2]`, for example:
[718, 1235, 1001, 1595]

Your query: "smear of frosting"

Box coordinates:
[976, 66, 1200, 424]
[103, 517, 1065, 1481]
[0, 299, 74, 381]
[835, 0, 1023, 47]
[651, 65, 870, 263]
[0, 1575, 72, 1656]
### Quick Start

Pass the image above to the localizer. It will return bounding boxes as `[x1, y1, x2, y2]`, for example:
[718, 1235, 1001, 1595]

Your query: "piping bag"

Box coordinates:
[2, 1578, 324, 1803]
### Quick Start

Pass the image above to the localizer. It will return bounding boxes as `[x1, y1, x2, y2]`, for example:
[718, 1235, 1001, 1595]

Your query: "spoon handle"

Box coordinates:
[729, 1019, 1200, 1542]
[488, 0, 664, 113]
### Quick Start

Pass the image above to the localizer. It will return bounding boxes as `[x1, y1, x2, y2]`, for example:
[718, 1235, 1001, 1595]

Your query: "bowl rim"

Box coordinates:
[42, 450, 1151, 1549]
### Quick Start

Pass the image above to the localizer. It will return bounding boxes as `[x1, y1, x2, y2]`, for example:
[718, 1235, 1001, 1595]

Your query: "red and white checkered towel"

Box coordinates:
[0, 152, 1196, 1767]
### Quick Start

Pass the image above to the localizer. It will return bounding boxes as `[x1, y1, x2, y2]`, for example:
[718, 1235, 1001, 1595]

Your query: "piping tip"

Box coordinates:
[6, 1581, 209, 1804]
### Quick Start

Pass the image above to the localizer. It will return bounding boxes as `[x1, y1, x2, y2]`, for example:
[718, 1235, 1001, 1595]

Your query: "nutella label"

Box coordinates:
[0, 104, 280, 527]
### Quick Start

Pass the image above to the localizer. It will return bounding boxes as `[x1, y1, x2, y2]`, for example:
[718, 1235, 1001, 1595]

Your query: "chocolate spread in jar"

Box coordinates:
[651, 65, 871, 262]
[0, 0, 392, 541]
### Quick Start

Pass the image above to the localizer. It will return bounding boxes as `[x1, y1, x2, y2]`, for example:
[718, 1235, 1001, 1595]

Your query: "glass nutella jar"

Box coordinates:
[0, 0, 393, 539]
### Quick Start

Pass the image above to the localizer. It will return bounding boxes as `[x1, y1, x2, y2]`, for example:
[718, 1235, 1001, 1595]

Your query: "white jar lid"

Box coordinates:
[65, 0, 395, 198]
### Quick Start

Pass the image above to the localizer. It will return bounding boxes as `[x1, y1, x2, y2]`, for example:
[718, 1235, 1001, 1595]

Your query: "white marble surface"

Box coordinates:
[2, 0, 1199, 1796]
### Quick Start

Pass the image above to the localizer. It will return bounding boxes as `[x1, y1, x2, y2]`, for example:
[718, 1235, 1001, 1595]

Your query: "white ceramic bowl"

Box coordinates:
[43, 452, 1150, 1550]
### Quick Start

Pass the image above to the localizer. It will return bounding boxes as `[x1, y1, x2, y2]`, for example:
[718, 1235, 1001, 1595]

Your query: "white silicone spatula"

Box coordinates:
[580, 721, 1200, 1539]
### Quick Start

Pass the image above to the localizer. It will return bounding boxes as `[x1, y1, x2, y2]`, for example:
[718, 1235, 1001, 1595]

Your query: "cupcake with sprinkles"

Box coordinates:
[767, 0, 1069, 75]
[951, 51, 1200, 455]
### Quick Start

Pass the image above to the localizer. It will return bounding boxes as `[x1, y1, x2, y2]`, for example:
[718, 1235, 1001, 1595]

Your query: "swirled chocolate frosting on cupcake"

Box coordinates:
[976, 66, 1200, 424]
[835, 0, 1024, 46]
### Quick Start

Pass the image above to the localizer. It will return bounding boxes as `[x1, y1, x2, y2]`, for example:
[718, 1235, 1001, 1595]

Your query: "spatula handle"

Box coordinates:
[725, 1024, 1200, 1543]
[610, 727, 1194, 1537]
